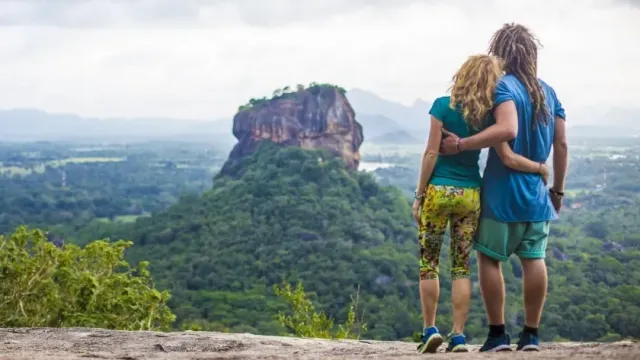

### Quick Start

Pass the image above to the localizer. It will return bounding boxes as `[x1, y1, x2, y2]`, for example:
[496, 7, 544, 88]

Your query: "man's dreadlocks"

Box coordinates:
[488, 23, 549, 125]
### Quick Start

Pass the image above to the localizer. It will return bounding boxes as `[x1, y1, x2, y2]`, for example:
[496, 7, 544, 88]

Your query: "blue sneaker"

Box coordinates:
[516, 332, 540, 351]
[416, 326, 444, 354]
[446, 333, 468, 353]
[479, 333, 512, 352]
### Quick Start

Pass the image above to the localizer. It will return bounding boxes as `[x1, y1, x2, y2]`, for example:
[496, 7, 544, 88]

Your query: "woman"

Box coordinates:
[413, 55, 548, 354]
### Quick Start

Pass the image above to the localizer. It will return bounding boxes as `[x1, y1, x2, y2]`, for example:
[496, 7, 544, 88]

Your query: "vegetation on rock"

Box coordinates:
[237, 83, 348, 112]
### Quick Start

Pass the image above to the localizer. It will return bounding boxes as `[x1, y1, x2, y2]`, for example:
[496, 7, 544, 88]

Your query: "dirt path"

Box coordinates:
[0, 328, 637, 359]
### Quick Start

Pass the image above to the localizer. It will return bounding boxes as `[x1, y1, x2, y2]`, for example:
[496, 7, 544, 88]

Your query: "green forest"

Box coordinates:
[1, 138, 639, 344]
[0, 141, 224, 236]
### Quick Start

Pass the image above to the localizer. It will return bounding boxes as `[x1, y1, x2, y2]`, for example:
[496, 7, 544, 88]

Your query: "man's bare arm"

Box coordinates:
[440, 100, 518, 154]
[552, 116, 568, 191]
[459, 100, 518, 151]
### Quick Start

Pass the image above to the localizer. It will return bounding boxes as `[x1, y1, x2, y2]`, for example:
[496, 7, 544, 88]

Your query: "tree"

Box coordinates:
[0, 227, 175, 330]
[584, 220, 609, 240]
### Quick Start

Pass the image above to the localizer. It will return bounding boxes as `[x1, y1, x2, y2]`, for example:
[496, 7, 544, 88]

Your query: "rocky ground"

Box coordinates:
[0, 328, 638, 359]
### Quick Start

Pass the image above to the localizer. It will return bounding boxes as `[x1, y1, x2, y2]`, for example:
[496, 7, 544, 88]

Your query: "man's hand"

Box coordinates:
[440, 129, 461, 155]
[549, 188, 563, 213]
[412, 199, 422, 225]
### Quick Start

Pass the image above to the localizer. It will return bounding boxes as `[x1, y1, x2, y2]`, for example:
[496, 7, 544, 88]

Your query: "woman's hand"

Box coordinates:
[412, 199, 422, 225]
[539, 163, 549, 185]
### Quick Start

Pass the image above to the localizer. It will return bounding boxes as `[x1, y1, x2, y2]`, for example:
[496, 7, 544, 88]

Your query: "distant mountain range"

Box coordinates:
[370, 130, 422, 144]
[566, 107, 640, 138]
[0, 89, 433, 145]
[349, 89, 640, 141]
[0, 109, 236, 146]
[1, 90, 638, 145]
[567, 125, 639, 139]
[355, 114, 406, 140]
[347, 89, 431, 141]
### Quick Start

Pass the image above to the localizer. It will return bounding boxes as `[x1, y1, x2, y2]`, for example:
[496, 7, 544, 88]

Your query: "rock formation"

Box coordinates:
[220, 85, 364, 174]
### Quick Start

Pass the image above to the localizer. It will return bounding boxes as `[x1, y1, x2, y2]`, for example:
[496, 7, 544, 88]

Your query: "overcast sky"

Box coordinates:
[0, 0, 638, 121]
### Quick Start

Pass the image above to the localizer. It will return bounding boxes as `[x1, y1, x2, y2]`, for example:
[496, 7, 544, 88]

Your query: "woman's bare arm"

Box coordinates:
[494, 142, 549, 184]
[415, 116, 444, 197]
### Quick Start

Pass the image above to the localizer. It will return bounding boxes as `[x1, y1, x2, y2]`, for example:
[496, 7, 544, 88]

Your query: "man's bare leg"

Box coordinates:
[477, 251, 512, 351]
[477, 251, 505, 325]
[520, 258, 548, 328]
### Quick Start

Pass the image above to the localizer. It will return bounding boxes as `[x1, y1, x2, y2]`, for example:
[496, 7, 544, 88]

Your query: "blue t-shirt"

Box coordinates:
[481, 74, 566, 222]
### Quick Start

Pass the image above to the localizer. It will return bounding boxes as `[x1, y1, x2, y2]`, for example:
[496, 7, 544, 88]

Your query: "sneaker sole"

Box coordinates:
[484, 344, 512, 352]
[519, 344, 540, 351]
[446, 344, 468, 353]
[419, 334, 444, 354]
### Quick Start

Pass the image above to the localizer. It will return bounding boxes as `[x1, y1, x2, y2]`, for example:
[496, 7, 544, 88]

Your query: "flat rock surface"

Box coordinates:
[0, 328, 638, 359]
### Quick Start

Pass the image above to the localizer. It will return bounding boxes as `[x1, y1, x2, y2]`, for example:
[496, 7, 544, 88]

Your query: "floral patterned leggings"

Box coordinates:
[418, 184, 481, 280]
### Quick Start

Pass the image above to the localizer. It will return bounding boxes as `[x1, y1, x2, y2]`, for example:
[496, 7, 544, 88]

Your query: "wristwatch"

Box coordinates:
[549, 188, 564, 197]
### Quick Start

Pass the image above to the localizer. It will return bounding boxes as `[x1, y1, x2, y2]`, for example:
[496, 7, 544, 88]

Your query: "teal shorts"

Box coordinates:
[473, 217, 550, 262]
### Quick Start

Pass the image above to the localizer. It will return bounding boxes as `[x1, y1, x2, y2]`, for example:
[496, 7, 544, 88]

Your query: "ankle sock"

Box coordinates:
[523, 325, 538, 337]
[423, 326, 437, 334]
[489, 324, 506, 337]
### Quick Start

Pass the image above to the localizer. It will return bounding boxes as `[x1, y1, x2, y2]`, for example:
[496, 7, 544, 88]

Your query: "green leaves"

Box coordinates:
[274, 281, 334, 339]
[0, 227, 175, 330]
[274, 281, 366, 340]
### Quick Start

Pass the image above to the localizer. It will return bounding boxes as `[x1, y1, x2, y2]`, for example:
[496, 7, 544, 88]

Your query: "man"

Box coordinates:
[440, 23, 568, 352]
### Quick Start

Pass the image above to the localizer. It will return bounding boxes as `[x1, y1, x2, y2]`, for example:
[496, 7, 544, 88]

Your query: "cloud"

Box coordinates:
[0, 0, 425, 28]
[0, 0, 638, 121]
[0, 0, 203, 27]
[616, 0, 640, 7]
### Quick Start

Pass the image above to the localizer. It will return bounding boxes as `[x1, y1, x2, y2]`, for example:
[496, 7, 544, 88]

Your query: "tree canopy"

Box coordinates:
[119, 142, 420, 339]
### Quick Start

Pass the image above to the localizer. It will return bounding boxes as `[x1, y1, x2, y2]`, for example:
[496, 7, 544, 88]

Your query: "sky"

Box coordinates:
[0, 0, 638, 122]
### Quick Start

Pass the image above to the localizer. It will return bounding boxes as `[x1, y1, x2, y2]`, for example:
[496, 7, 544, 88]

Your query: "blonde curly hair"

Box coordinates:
[449, 54, 505, 130]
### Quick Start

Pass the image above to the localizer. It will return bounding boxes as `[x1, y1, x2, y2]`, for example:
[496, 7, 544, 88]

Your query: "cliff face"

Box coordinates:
[221, 86, 363, 174]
